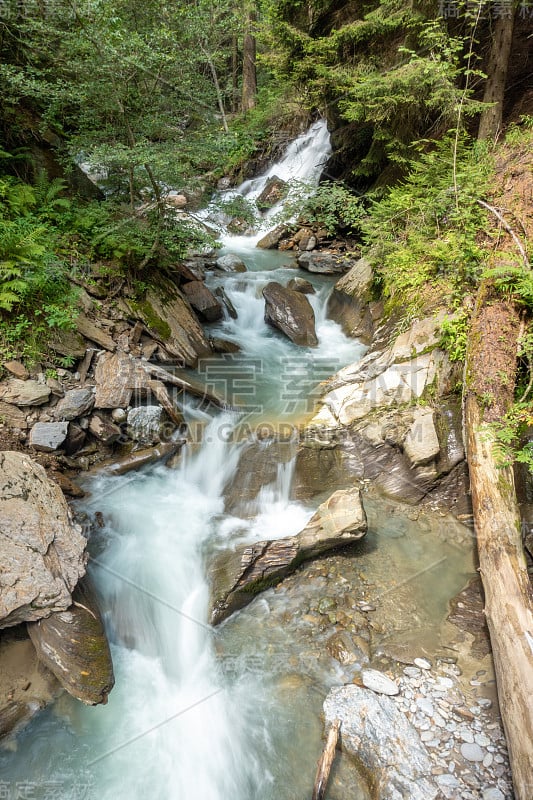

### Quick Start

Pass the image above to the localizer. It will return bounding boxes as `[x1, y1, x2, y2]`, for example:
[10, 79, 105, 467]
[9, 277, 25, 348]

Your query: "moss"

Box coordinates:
[129, 299, 171, 341]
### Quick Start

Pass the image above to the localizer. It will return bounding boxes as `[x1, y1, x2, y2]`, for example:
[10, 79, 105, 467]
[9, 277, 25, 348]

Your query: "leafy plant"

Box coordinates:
[440, 308, 470, 363]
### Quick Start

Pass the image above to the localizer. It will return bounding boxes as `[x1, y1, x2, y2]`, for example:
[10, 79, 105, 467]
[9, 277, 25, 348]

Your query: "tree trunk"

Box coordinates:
[242, 6, 257, 113]
[478, 10, 515, 140]
[231, 35, 239, 113]
[465, 286, 533, 799]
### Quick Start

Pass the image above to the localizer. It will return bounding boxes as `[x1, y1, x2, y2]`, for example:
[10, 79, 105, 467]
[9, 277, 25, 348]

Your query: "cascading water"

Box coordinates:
[0, 119, 478, 800]
[0, 119, 369, 799]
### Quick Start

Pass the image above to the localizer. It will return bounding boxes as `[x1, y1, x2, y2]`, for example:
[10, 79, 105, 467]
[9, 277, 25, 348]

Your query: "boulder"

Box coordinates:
[287, 277, 315, 294]
[297, 251, 354, 275]
[0, 379, 50, 406]
[214, 286, 238, 319]
[48, 329, 86, 360]
[0, 452, 86, 628]
[148, 380, 184, 426]
[94, 350, 149, 409]
[88, 413, 122, 444]
[327, 257, 374, 343]
[29, 422, 69, 452]
[64, 422, 86, 456]
[181, 281, 223, 322]
[256, 175, 287, 210]
[209, 337, 240, 354]
[215, 253, 247, 272]
[262, 281, 318, 347]
[53, 388, 95, 421]
[403, 408, 440, 467]
[75, 313, 116, 351]
[165, 191, 187, 208]
[0, 401, 28, 429]
[256, 225, 288, 250]
[124, 277, 212, 366]
[3, 360, 29, 380]
[324, 684, 438, 800]
[224, 436, 298, 515]
[210, 487, 367, 624]
[127, 405, 163, 444]
[28, 576, 114, 705]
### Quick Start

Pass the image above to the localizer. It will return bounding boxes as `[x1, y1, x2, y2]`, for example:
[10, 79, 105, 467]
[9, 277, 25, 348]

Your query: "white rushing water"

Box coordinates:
[0, 120, 366, 799]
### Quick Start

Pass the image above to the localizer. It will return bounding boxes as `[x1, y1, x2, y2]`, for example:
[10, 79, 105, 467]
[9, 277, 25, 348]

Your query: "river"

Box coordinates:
[0, 121, 475, 800]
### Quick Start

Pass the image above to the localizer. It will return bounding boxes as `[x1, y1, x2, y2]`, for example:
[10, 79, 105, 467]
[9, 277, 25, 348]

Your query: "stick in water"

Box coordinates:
[312, 718, 340, 800]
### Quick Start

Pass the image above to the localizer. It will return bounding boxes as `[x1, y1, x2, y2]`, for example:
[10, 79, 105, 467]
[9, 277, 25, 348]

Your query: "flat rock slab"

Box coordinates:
[75, 313, 116, 351]
[29, 422, 69, 452]
[0, 401, 28, 429]
[0, 379, 50, 407]
[297, 251, 354, 274]
[210, 487, 367, 624]
[28, 576, 114, 705]
[263, 281, 318, 347]
[0, 452, 86, 628]
[216, 253, 247, 272]
[324, 684, 438, 800]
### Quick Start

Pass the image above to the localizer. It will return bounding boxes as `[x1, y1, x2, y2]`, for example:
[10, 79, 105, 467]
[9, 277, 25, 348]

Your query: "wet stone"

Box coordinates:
[460, 743, 484, 762]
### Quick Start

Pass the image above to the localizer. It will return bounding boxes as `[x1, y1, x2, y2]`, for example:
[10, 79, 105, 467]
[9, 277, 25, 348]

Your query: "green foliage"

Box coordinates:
[299, 181, 364, 235]
[216, 195, 258, 226]
[440, 308, 470, 363]
[362, 136, 492, 315]
[484, 265, 533, 307]
[491, 403, 533, 475]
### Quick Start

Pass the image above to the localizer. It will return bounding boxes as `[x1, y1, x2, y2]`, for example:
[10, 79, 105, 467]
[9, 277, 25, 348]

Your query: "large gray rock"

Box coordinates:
[28, 576, 114, 705]
[29, 422, 69, 452]
[0, 379, 50, 406]
[210, 488, 367, 624]
[216, 253, 247, 272]
[54, 388, 95, 421]
[327, 257, 374, 343]
[262, 281, 318, 347]
[0, 452, 87, 628]
[297, 251, 353, 275]
[324, 684, 438, 800]
[403, 408, 440, 467]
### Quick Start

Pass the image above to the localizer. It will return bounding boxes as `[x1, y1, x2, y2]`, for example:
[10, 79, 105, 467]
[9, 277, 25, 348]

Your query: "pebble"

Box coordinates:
[483, 753, 493, 768]
[475, 733, 491, 747]
[459, 729, 475, 743]
[436, 774, 459, 788]
[417, 697, 434, 716]
[461, 743, 485, 762]
[482, 789, 504, 800]
[403, 666, 421, 678]
[361, 669, 399, 696]
[414, 657, 432, 669]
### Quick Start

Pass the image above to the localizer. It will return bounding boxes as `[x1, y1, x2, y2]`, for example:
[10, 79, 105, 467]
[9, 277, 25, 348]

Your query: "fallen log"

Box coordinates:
[312, 719, 340, 800]
[465, 287, 533, 799]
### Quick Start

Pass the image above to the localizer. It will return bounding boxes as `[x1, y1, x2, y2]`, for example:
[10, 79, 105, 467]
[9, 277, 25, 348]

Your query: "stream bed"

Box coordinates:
[0, 121, 486, 800]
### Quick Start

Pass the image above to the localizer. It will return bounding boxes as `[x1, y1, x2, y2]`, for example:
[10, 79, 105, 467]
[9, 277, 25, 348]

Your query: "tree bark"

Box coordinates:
[465, 287, 533, 799]
[478, 9, 515, 140]
[242, 6, 257, 113]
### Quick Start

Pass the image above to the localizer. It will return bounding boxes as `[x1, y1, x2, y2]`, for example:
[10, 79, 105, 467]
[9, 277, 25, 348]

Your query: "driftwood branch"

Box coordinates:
[312, 719, 340, 800]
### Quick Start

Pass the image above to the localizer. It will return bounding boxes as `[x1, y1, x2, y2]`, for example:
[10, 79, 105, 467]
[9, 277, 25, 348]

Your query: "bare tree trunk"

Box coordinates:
[242, 6, 257, 113]
[199, 42, 229, 133]
[232, 34, 239, 112]
[478, 9, 515, 140]
[465, 287, 533, 799]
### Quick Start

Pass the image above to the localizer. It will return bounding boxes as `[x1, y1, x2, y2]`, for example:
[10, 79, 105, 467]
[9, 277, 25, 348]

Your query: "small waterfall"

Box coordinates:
[199, 119, 332, 247]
